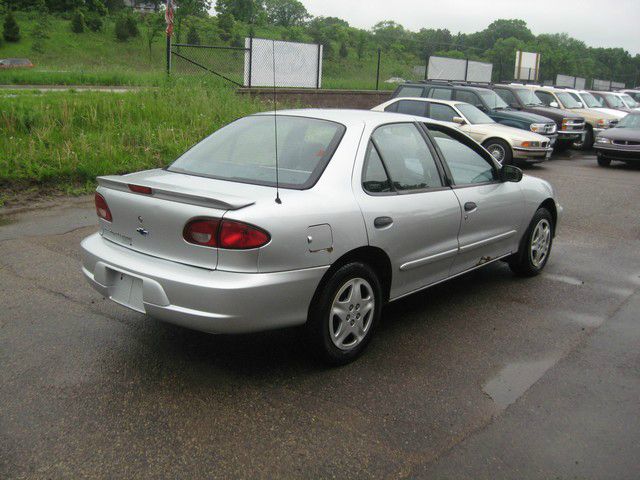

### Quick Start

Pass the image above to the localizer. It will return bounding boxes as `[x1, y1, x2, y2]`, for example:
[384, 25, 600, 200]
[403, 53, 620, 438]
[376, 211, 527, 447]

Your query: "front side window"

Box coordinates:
[428, 103, 457, 123]
[396, 86, 426, 98]
[556, 92, 583, 109]
[169, 115, 345, 189]
[394, 100, 428, 117]
[430, 88, 453, 100]
[620, 94, 639, 108]
[427, 127, 497, 185]
[603, 94, 625, 108]
[581, 92, 604, 108]
[478, 90, 509, 109]
[494, 88, 519, 107]
[535, 91, 557, 107]
[514, 88, 544, 106]
[589, 92, 606, 107]
[455, 90, 482, 107]
[370, 123, 443, 192]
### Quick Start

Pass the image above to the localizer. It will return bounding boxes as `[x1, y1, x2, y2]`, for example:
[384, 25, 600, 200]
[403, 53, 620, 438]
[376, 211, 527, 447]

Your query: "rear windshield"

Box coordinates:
[168, 115, 345, 189]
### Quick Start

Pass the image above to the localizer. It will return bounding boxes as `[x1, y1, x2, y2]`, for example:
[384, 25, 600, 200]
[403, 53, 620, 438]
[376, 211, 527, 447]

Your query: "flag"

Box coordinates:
[165, 0, 174, 37]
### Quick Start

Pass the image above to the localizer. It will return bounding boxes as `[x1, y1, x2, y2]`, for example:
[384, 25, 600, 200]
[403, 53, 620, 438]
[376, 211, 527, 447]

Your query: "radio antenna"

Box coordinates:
[272, 39, 282, 204]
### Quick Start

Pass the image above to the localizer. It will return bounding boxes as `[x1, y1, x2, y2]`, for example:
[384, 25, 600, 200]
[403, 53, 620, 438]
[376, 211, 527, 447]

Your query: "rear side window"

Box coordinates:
[430, 88, 453, 100]
[394, 100, 428, 117]
[395, 86, 425, 98]
[371, 123, 443, 192]
[362, 142, 392, 193]
[427, 127, 497, 185]
[536, 91, 556, 107]
[428, 103, 457, 123]
[169, 115, 345, 189]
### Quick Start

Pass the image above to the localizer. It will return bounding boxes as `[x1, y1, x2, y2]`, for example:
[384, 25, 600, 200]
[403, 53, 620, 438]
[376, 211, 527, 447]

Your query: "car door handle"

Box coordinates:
[374, 216, 393, 228]
[464, 202, 478, 212]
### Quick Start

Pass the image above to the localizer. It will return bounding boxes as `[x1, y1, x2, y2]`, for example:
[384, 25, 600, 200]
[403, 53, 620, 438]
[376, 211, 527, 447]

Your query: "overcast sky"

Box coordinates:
[301, 0, 640, 55]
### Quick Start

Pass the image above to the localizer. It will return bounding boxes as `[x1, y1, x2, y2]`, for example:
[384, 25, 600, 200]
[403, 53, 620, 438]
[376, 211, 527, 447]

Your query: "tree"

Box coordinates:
[174, 0, 211, 43]
[186, 24, 200, 44]
[115, 13, 138, 40]
[31, 0, 51, 52]
[3, 11, 20, 42]
[86, 14, 104, 31]
[217, 12, 233, 41]
[142, 11, 164, 58]
[339, 41, 348, 59]
[215, 0, 260, 23]
[264, 0, 308, 27]
[372, 21, 405, 50]
[71, 10, 86, 33]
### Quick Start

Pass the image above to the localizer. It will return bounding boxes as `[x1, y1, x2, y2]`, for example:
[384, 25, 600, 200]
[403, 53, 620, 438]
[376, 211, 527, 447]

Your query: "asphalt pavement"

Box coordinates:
[1, 153, 639, 479]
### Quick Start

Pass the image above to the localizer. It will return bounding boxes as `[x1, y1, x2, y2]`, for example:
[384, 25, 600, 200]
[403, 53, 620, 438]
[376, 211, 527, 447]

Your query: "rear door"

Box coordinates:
[425, 125, 525, 274]
[354, 122, 462, 299]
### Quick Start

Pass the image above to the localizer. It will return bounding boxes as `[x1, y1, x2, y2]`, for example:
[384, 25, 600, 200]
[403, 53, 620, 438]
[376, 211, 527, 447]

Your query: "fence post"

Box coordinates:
[464, 58, 469, 82]
[248, 36, 253, 88]
[376, 48, 381, 91]
[166, 32, 171, 75]
[424, 53, 428, 80]
[316, 43, 322, 89]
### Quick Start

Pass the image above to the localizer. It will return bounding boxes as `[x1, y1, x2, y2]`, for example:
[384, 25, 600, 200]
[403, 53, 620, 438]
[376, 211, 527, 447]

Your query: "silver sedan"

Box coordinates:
[81, 109, 562, 364]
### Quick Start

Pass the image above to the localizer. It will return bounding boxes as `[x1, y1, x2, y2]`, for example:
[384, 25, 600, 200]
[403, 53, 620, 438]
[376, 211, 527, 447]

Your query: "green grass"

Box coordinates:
[0, 79, 269, 193]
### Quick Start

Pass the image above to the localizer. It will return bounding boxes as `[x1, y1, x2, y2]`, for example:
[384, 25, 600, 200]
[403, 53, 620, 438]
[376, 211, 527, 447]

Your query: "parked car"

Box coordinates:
[611, 92, 640, 111]
[594, 112, 640, 167]
[619, 89, 640, 103]
[372, 97, 553, 165]
[391, 82, 558, 145]
[81, 109, 561, 364]
[589, 91, 633, 112]
[519, 85, 620, 149]
[0, 58, 34, 69]
[490, 83, 585, 149]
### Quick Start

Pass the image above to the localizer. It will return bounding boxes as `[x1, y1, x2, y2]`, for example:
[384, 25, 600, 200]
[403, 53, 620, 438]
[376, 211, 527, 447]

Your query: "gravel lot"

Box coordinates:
[1, 153, 639, 479]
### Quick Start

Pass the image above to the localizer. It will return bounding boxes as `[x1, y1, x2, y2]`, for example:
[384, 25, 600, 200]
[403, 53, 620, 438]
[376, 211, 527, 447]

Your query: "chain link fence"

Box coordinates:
[170, 44, 248, 86]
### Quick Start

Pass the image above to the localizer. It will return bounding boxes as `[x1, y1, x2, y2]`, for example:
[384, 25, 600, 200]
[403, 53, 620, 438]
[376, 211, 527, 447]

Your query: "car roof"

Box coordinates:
[385, 97, 461, 107]
[253, 108, 454, 129]
[399, 82, 492, 93]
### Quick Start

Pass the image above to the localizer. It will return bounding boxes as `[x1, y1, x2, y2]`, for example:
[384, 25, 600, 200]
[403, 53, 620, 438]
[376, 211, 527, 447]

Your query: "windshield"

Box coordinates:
[580, 92, 603, 108]
[515, 89, 544, 106]
[556, 92, 583, 109]
[478, 90, 509, 109]
[456, 103, 495, 124]
[620, 94, 639, 108]
[168, 115, 345, 189]
[616, 113, 640, 128]
[604, 94, 626, 108]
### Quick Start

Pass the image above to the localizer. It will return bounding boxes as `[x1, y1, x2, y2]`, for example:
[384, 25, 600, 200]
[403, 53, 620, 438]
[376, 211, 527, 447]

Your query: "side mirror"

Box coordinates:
[549, 101, 559, 108]
[576, 102, 584, 108]
[452, 116, 466, 125]
[500, 164, 523, 183]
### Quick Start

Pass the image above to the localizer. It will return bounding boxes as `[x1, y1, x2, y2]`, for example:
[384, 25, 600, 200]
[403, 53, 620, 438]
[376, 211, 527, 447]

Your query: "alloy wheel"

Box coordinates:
[329, 278, 375, 351]
[487, 143, 506, 164]
[530, 219, 551, 268]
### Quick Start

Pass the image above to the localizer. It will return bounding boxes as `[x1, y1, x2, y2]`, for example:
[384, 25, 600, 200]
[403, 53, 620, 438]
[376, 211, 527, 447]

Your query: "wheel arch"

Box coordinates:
[482, 137, 513, 156]
[313, 246, 393, 305]
[539, 198, 557, 236]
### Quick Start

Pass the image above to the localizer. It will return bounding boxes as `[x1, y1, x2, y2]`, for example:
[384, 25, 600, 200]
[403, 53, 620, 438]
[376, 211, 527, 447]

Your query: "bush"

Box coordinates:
[71, 10, 86, 33]
[124, 15, 139, 37]
[186, 25, 200, 45]
[86, 14, 103, 32]
[3, 11, 21, 42]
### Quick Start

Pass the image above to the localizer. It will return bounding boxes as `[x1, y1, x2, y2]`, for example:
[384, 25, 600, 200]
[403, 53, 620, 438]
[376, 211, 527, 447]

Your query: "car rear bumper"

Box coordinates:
[81, 233, 327, 334]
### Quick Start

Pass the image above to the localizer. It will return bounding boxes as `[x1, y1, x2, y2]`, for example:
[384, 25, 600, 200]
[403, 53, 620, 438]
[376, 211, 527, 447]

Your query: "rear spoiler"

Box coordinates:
[97, 175, 255, 211]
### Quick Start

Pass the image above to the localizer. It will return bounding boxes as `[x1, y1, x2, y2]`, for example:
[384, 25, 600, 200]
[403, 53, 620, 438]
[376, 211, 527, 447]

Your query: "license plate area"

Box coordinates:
[107, 269, 145, 313]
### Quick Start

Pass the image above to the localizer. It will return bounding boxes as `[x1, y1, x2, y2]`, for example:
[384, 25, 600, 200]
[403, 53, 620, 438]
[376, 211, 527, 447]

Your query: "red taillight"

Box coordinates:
[183, 218, 270, 250]
[128, 184, 152, 195]
[219, 220, 270, 249]
[94, 193, 112, 222]
[183, 219, 220, 247]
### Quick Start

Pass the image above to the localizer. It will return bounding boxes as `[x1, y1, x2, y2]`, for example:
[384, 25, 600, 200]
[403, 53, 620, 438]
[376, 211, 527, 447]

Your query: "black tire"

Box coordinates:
[597, 156, 611, 167]
[305, 262, 382, 366]
[580, 126, 594, 150]
[508, 207, 554, 277]
[483, 138, 513, 165]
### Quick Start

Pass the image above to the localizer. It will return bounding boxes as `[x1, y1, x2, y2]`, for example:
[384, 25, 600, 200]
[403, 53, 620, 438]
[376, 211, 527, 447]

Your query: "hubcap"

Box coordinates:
[329, 278, 375, 351]
[487, 144, 506, 164]
[530, 219, 551, 268]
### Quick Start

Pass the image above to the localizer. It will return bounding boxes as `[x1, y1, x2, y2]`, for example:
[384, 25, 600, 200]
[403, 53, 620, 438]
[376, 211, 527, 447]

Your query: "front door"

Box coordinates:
[354, 122, 462, 300]
[425, 125, 525, 274]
